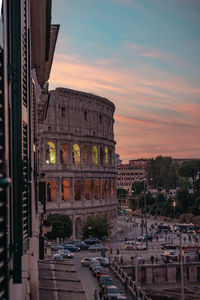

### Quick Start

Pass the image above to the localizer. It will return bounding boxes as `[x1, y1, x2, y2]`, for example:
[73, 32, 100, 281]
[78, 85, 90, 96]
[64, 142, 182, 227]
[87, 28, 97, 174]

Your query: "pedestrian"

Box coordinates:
[138, 255, 142, 264]
[155, 255, 158, 264]
[150, 255, 154, 265]
[120, 256, 124, 265]
[99, 288, 103, 300]
[124, 279, 128, 291]
[93, 289, 98, 300]
[156, 236, 158, 242]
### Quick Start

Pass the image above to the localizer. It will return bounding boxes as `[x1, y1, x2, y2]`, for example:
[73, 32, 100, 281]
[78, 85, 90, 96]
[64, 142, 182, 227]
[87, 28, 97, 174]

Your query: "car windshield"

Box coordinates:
[108, 288, 120, 293]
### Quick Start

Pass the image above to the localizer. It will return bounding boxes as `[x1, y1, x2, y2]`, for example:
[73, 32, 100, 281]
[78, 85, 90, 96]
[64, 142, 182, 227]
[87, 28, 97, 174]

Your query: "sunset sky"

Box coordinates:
[49, 0, 200, 162]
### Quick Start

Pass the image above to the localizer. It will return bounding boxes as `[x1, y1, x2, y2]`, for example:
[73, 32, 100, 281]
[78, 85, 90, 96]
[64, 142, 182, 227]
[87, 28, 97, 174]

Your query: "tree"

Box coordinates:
[45, 214, 73, 240]
[148, 156, 178, 189]
[82, 215, 108, 239]
[176, 160, 200, 192]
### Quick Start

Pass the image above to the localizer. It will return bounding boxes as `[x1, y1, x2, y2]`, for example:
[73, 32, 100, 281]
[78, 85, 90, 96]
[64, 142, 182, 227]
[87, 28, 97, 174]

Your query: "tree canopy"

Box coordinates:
[82, 215, 108, 239]
[45, 214, 73, 240]
[176, 160, 200, 192]
[147, 156, 178, 189]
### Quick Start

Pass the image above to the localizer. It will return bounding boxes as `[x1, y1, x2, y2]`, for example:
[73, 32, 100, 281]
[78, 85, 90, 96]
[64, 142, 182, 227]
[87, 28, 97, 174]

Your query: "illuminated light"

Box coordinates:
[47, 142, 56, 164]
[73, 144, 80, 164]
[92, 146, 98, 165]
[46, 160, 50, 164]
[105, 147, 108, 164]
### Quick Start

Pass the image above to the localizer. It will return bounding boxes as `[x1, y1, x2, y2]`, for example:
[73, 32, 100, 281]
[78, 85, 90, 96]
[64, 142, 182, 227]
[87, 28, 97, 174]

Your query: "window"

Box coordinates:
[84, 111, 87, 121]
[99, 114, 102, 124]
[46, 142, 56, 164]
[61, 107, 66, 118]
[84, 180, 91, 200]
[74, 180, 81, 200]
[94, 180, 100, 199]
[62, 180, 70, 201]
[102, 180, 105, 199]
[47, 181, 57, 201]
[105, 147, 108, 164]
[92, 146, 98, 165]
[73, 144, 80, 165]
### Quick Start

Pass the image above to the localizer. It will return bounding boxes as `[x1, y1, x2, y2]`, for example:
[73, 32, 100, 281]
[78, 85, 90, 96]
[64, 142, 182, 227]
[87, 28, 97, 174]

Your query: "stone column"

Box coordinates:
[71, 177, 74, 205]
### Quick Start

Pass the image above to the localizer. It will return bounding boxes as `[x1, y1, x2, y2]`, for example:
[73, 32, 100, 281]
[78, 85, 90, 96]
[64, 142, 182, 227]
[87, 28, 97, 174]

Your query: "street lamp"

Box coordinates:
[144, 181, 148, 251]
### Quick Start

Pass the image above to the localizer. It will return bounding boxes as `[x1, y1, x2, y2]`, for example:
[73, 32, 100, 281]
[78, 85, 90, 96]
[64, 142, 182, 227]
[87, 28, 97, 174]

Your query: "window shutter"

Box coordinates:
[0, 46, 9, 300]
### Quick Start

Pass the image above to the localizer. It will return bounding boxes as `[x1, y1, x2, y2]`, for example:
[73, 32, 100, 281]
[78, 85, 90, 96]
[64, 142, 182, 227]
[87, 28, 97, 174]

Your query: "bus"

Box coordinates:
[174, 223, 195, 233]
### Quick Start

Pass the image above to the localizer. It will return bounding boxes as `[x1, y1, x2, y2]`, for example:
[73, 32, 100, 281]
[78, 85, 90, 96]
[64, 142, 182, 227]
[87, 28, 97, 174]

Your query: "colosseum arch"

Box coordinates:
[92, 145, 98, 165]
[111, 179, 114, 198]
[60, 143, 69, 164]
[105, 147, 109, 164]
[47, 180, 57, 201]
[94, 179, 100, 200]
[84, 180, 91, 200]
[46, 142, 56, 164]
[73, 144, 80, 165]
[74, 180, 81, 200]
[62, 180, 70, 201]
[102, 180, 105, 199]
[106, 179, 110, 199]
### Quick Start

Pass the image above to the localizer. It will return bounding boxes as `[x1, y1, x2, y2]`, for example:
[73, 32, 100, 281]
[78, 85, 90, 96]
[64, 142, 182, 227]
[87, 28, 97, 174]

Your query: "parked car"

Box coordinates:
[51, 244, 64, 251]
[104, 285, 121, 299]
[99, 275, 111, 286]
[74, 241, 89, 250]
[88, 244, 107, 252]
[92, 265, 103, 277]
[90, 261, 100, 271]
[101, 279, 114, 289]
[94, 257, 110, 267]
[161, 242, 177, 250]
[58, 249, 74, 259]
[137, 234, 152, 242]
[81, 257, 93, 267]
[63, 244, 80, 252]
[84, 237, 101, 245]
[116, 295, 127, 300]
[163, 250, 178, 262]
[53, 253, 62, 260]
[137, 243, 147, 250]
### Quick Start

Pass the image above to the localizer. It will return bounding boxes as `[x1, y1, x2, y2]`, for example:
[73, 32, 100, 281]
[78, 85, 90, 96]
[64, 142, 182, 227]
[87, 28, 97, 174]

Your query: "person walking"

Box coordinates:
[99, 288, 103, 300]
[93, 289, 98, 300]
[150, 255, 154, 265]
[155, 255, 158, 264]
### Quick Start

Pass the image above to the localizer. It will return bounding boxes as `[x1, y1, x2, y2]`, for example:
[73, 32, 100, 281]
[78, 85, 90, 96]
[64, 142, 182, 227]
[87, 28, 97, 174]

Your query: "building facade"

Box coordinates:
[39, 88, 117, 238]
[117, 159, 149, 191]
[0, 1, 58, 299]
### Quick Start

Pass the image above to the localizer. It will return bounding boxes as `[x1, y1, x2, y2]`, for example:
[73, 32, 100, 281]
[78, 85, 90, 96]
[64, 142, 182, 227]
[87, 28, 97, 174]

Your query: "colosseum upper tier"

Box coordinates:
[39, 87, 117, 238]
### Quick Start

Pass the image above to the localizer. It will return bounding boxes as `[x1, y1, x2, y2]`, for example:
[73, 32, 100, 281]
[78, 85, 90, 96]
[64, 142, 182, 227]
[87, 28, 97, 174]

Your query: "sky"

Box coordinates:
[49, 0, 200, 162]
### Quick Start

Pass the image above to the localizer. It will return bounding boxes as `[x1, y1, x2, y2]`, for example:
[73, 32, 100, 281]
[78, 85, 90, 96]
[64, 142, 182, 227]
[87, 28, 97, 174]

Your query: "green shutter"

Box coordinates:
[0, 46, 9, 300]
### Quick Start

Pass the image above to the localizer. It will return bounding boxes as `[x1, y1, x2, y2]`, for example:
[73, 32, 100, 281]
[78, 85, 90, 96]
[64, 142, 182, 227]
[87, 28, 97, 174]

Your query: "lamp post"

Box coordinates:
[144, 180, 148, 251]
[180, 231, 184, 300]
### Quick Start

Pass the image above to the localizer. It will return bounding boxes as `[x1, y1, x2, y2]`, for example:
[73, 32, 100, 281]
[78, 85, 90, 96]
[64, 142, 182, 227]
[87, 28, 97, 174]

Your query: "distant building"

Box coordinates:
[115, 153, 122, 166]
[117, 159, 149, 191]
[38, 88, 117, 239]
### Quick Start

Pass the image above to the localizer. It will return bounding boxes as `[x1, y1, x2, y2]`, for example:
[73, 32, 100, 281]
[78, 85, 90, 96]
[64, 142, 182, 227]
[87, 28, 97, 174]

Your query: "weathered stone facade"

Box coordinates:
[39, 88, 117, 238]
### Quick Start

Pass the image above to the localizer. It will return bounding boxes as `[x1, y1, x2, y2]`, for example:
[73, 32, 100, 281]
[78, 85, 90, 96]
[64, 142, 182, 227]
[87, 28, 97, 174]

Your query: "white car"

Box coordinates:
[53, 253, 62, 260]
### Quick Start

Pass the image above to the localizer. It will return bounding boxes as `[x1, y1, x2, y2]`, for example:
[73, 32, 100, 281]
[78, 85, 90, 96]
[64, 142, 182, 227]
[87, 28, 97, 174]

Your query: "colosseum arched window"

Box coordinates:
[100, 147, 104, 165]
[74, 180, 81, 200]
[62, 180, 70, 201]
[46, 142, 56, 164]
[92, 146, 98, 165]
[47, 180, 57, 201]
[94, 180, 100, 199]
[83, 145, 90, 164]
[106, 179, 110, 199]
[102, 180, 105, 199]
[60, 144, 69, 164]
[111, 179, 114, 197]
[105, 147, 109, 164]
[73, 144, 80, 165]
[84, 180, 91, 200]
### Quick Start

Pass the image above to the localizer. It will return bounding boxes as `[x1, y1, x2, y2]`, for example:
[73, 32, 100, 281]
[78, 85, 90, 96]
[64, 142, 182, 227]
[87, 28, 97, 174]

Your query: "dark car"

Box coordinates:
[74, 241, 89, 250]
[89, 244, 107, 252]
[84, 237, 101, 245]
[104, 285, 121, 300]
[63, 244, 80, 252]
[99, 275, 112, 286]
[58, 249, 74, 258]
[137, 234, 152, 242]
[161, 242, 177, 250]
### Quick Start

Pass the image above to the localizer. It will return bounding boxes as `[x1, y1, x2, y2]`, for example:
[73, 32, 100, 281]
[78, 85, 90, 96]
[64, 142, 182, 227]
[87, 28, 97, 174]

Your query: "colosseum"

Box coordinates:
[39, 87, 117, 239]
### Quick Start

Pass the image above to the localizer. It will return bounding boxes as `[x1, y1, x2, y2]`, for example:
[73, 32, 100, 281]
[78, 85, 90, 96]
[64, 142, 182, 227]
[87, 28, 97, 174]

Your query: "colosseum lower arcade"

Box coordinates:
[39, 88, 117, 239]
